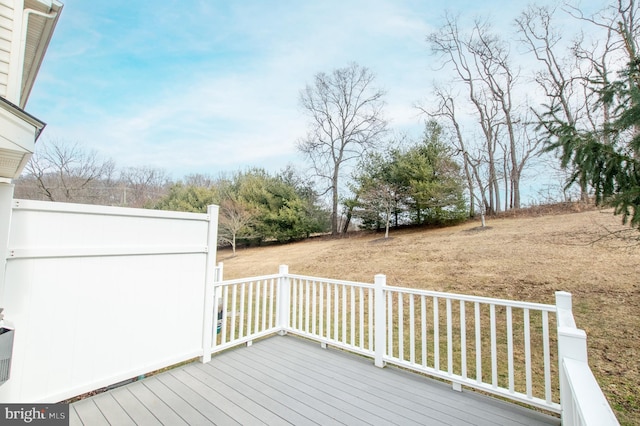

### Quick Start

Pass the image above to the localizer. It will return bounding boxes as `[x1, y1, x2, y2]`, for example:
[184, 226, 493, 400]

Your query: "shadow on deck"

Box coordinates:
[70, 335, 560, 425]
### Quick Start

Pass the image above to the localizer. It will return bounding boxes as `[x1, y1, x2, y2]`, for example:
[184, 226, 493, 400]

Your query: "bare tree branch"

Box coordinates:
[298, 63, 388, 235]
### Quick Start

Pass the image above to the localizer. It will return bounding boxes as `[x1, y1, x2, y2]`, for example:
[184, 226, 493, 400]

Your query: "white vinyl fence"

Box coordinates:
[0, 199, 218, 403]
[212, 265, 619, 424]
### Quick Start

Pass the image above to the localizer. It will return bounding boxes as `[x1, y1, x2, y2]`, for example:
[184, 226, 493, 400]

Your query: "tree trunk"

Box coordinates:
[331, 169, 340, 236]
[385, 206, 391, 238]
[341, 210, 352, 234]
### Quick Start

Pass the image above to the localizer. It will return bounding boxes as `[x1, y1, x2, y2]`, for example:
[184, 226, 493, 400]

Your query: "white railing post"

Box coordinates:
[555, 291, 619, 425]
[556, 291, 576, 328]
[556, 292, 588, 365]
[556, 291, 587, 425]
[213, 262, 224, 347]
[556, 291, 584, 425]
[374, 274, 386, 368]
[200, 205, 219, 364]
[216, 261, 224, 282]
[277, 265, 290, 335]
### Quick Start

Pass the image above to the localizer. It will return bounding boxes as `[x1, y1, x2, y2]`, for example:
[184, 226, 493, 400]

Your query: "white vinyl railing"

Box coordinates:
[210, 264, 281, 353]
[382, 285, 558, 412]
[556, 292, 619, 425]
[211, 265, 618, 423]
[286, 274, 376, 357]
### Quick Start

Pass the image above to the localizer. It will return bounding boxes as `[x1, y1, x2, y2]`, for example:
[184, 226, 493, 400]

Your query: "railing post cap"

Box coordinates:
[555, 291, 572, 308]
[279, 264, 289, 274]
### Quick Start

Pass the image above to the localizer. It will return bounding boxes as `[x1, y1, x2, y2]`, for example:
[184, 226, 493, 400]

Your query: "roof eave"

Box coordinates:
[19, 0, 64, 109]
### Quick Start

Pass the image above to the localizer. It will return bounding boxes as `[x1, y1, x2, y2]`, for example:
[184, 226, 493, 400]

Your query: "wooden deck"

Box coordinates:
[70, 335, 560, 425]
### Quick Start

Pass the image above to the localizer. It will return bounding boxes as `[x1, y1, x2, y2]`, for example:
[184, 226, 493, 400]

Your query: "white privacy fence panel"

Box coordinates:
[0, 200, 218, 403]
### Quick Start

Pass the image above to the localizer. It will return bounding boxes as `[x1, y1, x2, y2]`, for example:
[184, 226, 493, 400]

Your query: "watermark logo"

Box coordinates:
[1, 404, 68, 425]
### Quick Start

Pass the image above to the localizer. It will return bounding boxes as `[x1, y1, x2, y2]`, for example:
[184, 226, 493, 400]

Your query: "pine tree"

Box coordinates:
[542, 55, 640, 228]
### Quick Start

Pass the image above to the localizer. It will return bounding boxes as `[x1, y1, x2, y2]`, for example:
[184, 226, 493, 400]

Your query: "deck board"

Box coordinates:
[126, 381, 189, 426]
[197, 361, 344, 425]
[228, 343, 434, 425]
[108, 387, 161, 425]
[183, 364, 306, 425]
[72, 399, 110, 426]
[89, 393, 136, 426]
[253, 337, 484, 425]
[217, 352, 369, 425]
[262, 336, 548, 426]
[71, 335, 561, 426]
[140, 377, 211, 425]
[154, 372, 241, 425]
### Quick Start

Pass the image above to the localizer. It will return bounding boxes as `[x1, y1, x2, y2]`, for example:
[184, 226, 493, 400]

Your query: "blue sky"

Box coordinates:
[26, 0, 589, 185]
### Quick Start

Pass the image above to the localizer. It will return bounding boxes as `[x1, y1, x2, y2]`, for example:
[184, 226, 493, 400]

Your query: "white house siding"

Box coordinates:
[0, 0, 14, 99]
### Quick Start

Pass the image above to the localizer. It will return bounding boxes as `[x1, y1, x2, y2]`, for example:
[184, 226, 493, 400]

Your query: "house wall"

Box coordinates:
[0, 0, 15, 99]
[0, 199, 219, 402]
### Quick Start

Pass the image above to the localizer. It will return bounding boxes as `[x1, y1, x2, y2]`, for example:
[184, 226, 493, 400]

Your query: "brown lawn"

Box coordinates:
[218, 206, 640, 425]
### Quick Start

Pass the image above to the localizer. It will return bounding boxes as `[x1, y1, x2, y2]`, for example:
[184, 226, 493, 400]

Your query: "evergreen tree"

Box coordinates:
[153, 169, 328, 244]
[407, 124, 468, 225]
[352, 123, 467, 233]
[541, 57, 640, 228]
[152, 183, 217, 213]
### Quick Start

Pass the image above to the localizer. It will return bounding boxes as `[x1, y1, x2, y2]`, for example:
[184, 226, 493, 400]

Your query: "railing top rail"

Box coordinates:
[287, 274, 374, 289]
[216, 269, 556, 311]
[385, 285, 557, 312]
[563, 358, 620, 425]
[216, 274, 282, 286]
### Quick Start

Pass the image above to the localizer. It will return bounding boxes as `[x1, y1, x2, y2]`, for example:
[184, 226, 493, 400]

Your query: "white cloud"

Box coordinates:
[31, 0, 438, 178]
[29, 0, 606, 188]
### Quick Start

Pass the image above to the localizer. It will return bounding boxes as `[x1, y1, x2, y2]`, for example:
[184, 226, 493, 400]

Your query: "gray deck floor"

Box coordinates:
[70, 335, 560, 425]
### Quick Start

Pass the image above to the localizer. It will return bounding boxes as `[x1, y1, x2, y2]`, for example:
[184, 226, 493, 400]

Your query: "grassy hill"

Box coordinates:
[218, 207, 639, 425]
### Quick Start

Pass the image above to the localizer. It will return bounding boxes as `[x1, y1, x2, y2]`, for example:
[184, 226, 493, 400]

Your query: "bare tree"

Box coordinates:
[119, 166, 170, 207]
[566, 0, 638, 138]
[218, 197, 255, 256]
[516, 6, 580, 126]
[428, 16, 503, 214]
[183, 173, 217, 188]
[421, 87, 477, 216]
[521, 1, 639, 210]
[298, 62, 387, 236]
[469, 23, 535, 209]
[18, 139, 115, 203]
[428, 14, 543, 212]
[516, 5, 592, 201]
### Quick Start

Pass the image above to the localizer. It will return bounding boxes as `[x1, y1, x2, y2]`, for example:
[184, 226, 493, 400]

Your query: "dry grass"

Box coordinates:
[218, 207, 640, 425]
